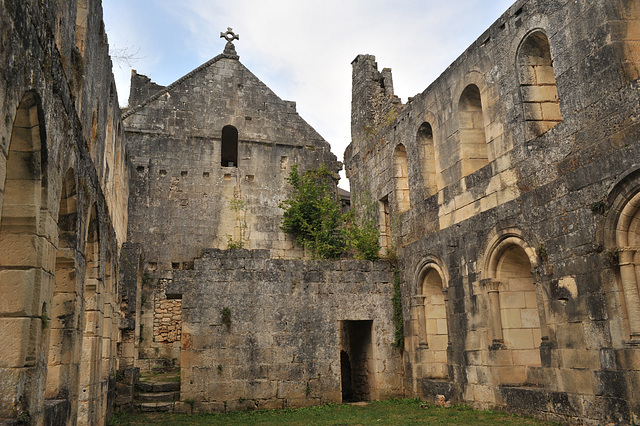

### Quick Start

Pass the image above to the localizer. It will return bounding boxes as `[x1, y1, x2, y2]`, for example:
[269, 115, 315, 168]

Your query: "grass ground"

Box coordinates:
[109, 398, 553, 425]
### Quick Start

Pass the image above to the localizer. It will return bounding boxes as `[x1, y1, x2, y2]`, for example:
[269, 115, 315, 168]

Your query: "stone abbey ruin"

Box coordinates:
[1, 0, 639, 424]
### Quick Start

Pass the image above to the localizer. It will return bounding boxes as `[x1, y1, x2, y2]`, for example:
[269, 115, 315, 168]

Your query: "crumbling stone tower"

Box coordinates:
[345, 0, 640, 423]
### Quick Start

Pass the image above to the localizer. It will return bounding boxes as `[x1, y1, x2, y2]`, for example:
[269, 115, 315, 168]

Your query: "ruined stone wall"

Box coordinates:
[123, 50, 341, 362]
[346, 0, 640, 423]
[124, 55, 339, 266]
[0, 0, 130, 424]
[167, 249, 403, 412]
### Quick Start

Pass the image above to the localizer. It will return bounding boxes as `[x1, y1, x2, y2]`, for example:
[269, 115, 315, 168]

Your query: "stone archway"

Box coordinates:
[482, 235, 545, 385]
[415, 262, 450, 380]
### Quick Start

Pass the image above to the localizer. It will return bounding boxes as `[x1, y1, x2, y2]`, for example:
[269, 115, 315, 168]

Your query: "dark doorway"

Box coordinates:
[339, 320, 374, 402]
[221, 125, 238, 167]
[340, 350, 353, 401]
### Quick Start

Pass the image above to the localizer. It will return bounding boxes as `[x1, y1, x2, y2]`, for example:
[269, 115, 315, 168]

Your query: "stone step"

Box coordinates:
[137, 381, 180, 393]
[138, 358, 176, 372]
[136, 391, 180, 402]
[137, 402, 175, 412]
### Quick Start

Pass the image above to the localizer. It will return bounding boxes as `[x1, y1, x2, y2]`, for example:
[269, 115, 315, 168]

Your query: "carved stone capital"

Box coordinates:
[481, 278, 502, 293]
[413, 295, 426, 307]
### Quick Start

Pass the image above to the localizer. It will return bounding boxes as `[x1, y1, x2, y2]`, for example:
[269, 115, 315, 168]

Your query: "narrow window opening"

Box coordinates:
[393, 144, 410, 213]
[221, 125, 238, 167]
[517, 30, 562, 140]
[458, 84, 489, 176]
[417, 122, 438, 196]
[378, 197, 391, 255]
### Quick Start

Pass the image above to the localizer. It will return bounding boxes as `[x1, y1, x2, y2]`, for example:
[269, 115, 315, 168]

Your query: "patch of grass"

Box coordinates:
[107, 398, 552, 425]
[139, 368, 180, 383]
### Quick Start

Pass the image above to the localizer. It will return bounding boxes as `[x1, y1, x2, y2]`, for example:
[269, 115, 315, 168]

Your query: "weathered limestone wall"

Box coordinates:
[0, 0, 130, 424]
[346, 0, 640, 423]
[167, 249, 403, 412]
[123, 47, 341, 362]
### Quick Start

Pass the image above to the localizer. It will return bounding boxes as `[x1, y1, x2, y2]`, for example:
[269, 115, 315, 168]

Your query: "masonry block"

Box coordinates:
[0, 317, 31, 367]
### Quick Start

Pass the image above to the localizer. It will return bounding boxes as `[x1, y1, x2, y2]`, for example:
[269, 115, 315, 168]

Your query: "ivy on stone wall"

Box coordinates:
[280, 165, 380, 260]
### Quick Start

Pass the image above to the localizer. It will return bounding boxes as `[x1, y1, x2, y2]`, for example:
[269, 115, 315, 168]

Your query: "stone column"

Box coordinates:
[482, 279, 505, 349]
[620, 250, 640, 344]
[414, 295, 428, 347]
[442, 288, 452, 349]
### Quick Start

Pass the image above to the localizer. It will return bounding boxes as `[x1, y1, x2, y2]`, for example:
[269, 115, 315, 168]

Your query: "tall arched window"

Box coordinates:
[417, 122, 438, 196]
[78, 205, 102, 425]
[221, 125, 238, 167]
[415, 263, 449, 379]
[517, 30, 562, 139]
[393, 144, 410, 213]
[46, 168, 78, 401]
[458, 84, 488, 176]
[609, 187, 640, 345]
[496, 245, 541, 366]
[0, 91, 47, 370]
[484, 236, 544, 385]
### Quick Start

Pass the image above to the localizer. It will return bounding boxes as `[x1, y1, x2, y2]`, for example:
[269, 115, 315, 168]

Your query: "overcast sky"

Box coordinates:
[103, 0, 515, 188]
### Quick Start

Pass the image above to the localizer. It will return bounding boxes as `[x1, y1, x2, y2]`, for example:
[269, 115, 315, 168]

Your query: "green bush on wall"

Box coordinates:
[280, 164, 380, 260]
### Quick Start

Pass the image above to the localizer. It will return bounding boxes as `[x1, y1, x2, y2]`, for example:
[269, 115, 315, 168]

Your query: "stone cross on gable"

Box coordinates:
[220, 27, 239, 55]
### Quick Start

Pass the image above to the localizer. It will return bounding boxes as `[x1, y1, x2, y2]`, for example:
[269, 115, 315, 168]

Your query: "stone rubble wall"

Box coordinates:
[153, 279, 182, 345]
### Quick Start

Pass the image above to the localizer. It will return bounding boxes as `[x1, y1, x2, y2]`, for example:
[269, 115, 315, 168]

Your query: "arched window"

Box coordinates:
[484, 236, 544, 385]
[0, 91, 47, 372]
[496, 245, 541, 364]
[609, 187, 640, 345]
[417, 122, 438, 196]
[101, 249, 115, 381]
[78, 204, 102, 425]
[517, 30, 562, 139]
[415, 263, 449, 379]
[458, 84, 488, 176]
[221, 125, 238, 167]
[392, 144, 410, 213]
[46, 168, 78, 400]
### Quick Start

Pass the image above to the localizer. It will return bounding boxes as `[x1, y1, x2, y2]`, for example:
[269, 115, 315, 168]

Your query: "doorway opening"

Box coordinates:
[339, 320, 375, 402]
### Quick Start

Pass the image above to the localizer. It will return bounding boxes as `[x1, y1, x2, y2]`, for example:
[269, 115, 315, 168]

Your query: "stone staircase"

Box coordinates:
[134, 379, 180, 412]
[132, 362, 181, 412]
